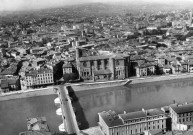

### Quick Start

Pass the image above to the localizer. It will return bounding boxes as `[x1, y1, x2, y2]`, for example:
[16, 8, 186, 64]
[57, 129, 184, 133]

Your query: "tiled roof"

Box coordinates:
[147, 108, 165, 116]
[63, 63, 73, 68]
[98, 110, 124, 127]
[1, 78, 18, 89]
[26, 68, 52, 76]
[119, 111, 146, 121]
[130, 55, 145, 61]
[79, 53, 128, 61]
[119, 108, 165, 121]
[170, 103, 193, 114]
[79, 55, 110, 61]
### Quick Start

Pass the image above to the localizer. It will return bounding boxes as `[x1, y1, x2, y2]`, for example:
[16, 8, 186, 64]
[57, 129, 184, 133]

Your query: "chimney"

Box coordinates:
[142, 108, 145, 112]
[75, 41, 79, 47]
[173, 100, 175, 104]
[72, 41, 76, 47]
[142, 108, 147, 114]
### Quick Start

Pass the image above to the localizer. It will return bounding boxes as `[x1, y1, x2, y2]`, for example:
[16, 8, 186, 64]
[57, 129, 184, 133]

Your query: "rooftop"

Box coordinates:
[170, 103, 193, 114]
[119, 110, 146, 121]
[98, 110, 124, 127]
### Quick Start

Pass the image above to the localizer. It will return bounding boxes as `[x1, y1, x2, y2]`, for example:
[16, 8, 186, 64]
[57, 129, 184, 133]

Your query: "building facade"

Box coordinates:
[76, 48, 130, 81]
[20, 67, 54, 90]
[169, 103, 193, 131]
[98, 108, 167, 135]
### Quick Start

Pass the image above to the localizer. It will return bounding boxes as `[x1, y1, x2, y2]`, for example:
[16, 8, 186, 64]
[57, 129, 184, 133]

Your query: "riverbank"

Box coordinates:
[129, 73, 193, 85]
[1, 73, 193, 101]
[70, 73, 193, 91]
[0, 86, 55, 101]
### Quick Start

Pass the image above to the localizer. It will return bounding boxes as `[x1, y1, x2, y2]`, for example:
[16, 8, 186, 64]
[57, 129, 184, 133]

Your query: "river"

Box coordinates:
[1, 78, 193, 135]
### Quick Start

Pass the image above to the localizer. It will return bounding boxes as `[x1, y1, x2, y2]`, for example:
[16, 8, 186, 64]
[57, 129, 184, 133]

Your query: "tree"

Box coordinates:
[155, 65, 164, 75]
[63, 73, 78, 83]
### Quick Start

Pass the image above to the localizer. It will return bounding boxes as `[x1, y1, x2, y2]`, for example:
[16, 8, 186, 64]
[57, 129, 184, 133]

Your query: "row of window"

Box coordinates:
[110, 124, 164, 135]
[26, 73, 53, 78]
[179, 117, 192, 123]
[127, 119, 165, 124]
[27, 80, 53, 86]
[81, 71, 90, 77]
[179, 113, 192, 117]
[116, 70, 124, 76]
[27, 77, 53, 81]
[82, 60, 109, 67]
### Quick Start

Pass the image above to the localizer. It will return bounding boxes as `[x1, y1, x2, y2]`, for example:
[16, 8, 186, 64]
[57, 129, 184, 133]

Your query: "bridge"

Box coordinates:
[53, 80, 130, 134]
[54, 85, 80, 135]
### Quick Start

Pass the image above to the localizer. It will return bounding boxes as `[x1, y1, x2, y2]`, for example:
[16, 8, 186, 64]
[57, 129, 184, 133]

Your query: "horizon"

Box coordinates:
[0, 0, 193, 12]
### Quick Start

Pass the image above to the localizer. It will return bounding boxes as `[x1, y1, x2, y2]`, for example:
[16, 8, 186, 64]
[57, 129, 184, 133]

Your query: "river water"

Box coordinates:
[1, 78, 193, 135]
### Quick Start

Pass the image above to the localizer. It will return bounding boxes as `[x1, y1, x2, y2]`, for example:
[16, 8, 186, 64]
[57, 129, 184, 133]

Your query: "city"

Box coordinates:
[1, 0, 193, 135]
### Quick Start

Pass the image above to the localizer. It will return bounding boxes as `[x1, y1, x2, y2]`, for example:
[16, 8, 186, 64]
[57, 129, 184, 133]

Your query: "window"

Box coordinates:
[104, 59, 109, 69]
[116, 60, 120, 66]
[84, 72, 86, 76]
[83, 62, 87, 67]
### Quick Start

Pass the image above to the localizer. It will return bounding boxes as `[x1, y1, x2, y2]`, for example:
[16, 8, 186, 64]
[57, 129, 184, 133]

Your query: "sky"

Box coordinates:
[0, 0, 192, 11]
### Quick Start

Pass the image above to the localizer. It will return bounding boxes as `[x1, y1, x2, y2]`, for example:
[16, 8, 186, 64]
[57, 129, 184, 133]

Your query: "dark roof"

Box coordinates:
[138, 62, 156, 68]
[1, 79, 18, 89]
[130, 55, 145, 61]
[93, 69, 112, 75]
[63, 63, 73, 68]
[147, 108, 165, 116]
[170, 103, 193, 114]
[98, 110, 124, 127]
[80, 55, 110, 61]
[119, 111, 146, 121]
[66, 57, 75, 62]
[26, 68, 52, 76]
[1, 80, 8, 88]
[79, 53, 128, 62]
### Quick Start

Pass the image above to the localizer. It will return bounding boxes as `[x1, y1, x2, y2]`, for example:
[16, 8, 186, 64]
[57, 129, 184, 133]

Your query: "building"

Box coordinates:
[20, 67, 53, 90]
[0, 76, 20, 93]
[26, 117, 50, 131]
[19, 117, 51, 135]
[136, 63, 156, 77]
[169, 103, 193, 131]
[63, 63, 73, 74]
[98, 108, 167, 135]
[76, 48, 130, 81]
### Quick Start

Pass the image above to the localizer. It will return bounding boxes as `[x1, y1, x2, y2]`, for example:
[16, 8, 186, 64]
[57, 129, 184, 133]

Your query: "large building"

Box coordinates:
[76, 47, 130, 81]
[20, 67, 54, 90]
[169, 103, 193, 131]
[98, 108, 167, 135]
